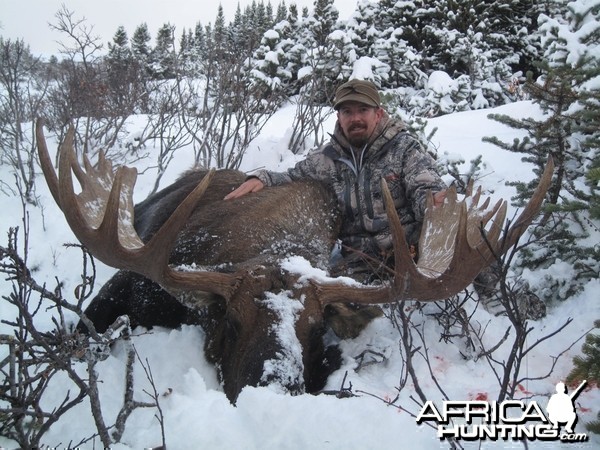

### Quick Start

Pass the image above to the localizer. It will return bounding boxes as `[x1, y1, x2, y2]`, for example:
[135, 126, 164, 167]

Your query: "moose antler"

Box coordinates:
[36, 120, 240, 300]
[37, 119, 553, 308]
[315, 157, 554, 304]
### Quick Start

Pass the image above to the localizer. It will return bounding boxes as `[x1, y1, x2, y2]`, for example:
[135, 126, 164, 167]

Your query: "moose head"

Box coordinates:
[36, 120, 554, 402]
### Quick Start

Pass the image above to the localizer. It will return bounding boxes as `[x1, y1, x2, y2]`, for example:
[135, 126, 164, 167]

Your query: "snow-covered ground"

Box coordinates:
[1, 101, 598, 449]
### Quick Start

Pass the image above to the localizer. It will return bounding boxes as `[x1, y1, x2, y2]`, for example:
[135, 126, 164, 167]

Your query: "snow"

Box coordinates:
[429, 101, 543, 191]
[539, 0, 600, 68]
[260, 291, 304, 393]
[349, 56, 384, 81]
[264, 29, 280, 40]
[427, 71, 456, 95]
[1, 102, 599, 449]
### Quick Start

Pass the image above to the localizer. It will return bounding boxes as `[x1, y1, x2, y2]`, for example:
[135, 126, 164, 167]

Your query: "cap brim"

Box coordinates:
[334, 94, 380, 110]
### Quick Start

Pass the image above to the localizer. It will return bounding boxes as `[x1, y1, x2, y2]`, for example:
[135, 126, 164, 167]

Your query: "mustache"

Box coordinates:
[348, 123, 367, 132]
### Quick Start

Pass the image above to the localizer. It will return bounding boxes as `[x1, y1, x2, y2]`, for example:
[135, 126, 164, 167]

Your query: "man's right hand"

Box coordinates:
[224, 177, 265, 200]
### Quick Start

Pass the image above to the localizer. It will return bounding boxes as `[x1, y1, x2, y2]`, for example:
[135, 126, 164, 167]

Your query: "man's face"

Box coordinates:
[337, 101, 384, 147]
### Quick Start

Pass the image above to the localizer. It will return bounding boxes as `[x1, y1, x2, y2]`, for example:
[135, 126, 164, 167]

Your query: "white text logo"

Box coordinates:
[416, 380, 588, 442]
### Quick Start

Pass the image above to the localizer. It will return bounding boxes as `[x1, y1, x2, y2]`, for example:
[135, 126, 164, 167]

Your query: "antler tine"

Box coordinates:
[470, 182, 478, 203]
[36, 119, 62, 208]
[481, 200, 507, 251]
[78, 149, 113, 192]
[465, 178, 474, 197]
[388, 184, 509, 301]
[383, 178, 428, 294]
[431, 158, 554, 292]
[56, 123, 144, 253]
[37, 123, 239, 300]
[495, 157, 554, 255]
[464, 197, 503, 248]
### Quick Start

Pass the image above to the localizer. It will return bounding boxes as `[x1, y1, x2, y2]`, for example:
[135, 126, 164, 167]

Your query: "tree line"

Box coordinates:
[0, 0, 598, 298]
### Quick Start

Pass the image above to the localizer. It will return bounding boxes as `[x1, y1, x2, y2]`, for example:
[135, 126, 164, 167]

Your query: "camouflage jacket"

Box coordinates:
[254, 113, 446, 273]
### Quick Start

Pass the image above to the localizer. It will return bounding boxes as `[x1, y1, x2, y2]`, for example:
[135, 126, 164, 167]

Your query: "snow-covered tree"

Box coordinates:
[358, 0, 544, 110]
[484, 0, 600, 301]
[535, 0, 600, 206]
[309, 0, 339, 46]
[107, 26, 133, 82]
[131, 23, 152, 73]
[106, 26, 141, 114]
[178, 29, 194, 73]
[275, 0, 288, 22]
[416, 1, 519, 107]
[567, 319, 600, 434]
[107, 26, 131, 65]
[372, 26, 424, 89]
[191, 22, 209, 71]
[229, 5, 248, 53]
[149, 23, 177, 79]
[251, 25, 294, 92]
[252, 0, 346, 101]
[342, 0, 380, 57]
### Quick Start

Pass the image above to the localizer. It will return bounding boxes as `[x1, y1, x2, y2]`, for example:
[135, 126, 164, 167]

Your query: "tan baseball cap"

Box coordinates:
[333, 79, 381, 110]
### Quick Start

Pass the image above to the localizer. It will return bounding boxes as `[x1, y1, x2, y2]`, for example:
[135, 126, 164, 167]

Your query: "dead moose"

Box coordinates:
[36, 120, 554, 403]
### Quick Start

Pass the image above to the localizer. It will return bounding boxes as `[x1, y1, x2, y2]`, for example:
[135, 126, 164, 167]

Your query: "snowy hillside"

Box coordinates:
[0, 102, 599, 449]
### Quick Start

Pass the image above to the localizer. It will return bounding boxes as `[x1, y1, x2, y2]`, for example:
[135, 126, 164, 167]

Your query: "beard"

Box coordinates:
[346, 124, 370, 147]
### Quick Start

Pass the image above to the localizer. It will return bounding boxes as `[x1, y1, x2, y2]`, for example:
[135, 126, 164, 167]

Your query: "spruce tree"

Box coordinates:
[131, 23, 152, 76]
[346, 0, 429, 91]
[230, 5, 247, 53]
[343, 0, 381, 58]
[210, 5, 229, 80]
[192, 23, 208, 75]
[178, 29, 198, 75]
[496, 0, 545, 78]
[150, 23, 177, 79]
[287, 2, 299, 23]
[586, 156, 600, 220]
[275, 0, 288, 23]
[106, 26, 138, 114]
[250, 21, 293, 91]
[567, 320, 600, 434]
[483, 0, 600, 301]
[309, 0, 339, 47]
[107, 26, 132, 72]
[422, 1, 526, 107]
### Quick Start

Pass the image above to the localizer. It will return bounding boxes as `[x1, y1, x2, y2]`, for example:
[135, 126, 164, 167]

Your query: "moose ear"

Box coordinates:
[324, 303, 383, 339]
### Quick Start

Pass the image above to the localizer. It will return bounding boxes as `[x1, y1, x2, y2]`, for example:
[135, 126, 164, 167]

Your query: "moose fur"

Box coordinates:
[80, 169, 379, 402]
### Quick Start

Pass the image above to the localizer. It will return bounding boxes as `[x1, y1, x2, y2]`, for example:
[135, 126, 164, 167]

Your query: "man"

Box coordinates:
[546, 382, 578, 434]
[226, 79, 446, 282]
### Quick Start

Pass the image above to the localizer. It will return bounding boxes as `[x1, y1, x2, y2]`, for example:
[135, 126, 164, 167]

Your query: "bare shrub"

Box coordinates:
[0, 208, 162, 447]
[0, 38, 48, 204]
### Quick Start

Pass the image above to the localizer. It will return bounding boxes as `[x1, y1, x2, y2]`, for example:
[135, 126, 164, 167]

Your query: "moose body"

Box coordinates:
[37, 121, 553, 404]
[81, 168, 351, 401]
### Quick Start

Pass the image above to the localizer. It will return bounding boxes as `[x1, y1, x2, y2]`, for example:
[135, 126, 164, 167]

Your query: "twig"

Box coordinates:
[137, 350, 168, 449]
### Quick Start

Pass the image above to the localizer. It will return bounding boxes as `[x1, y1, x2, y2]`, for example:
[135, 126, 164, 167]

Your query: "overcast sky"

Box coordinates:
[1, 0, 358, 57]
